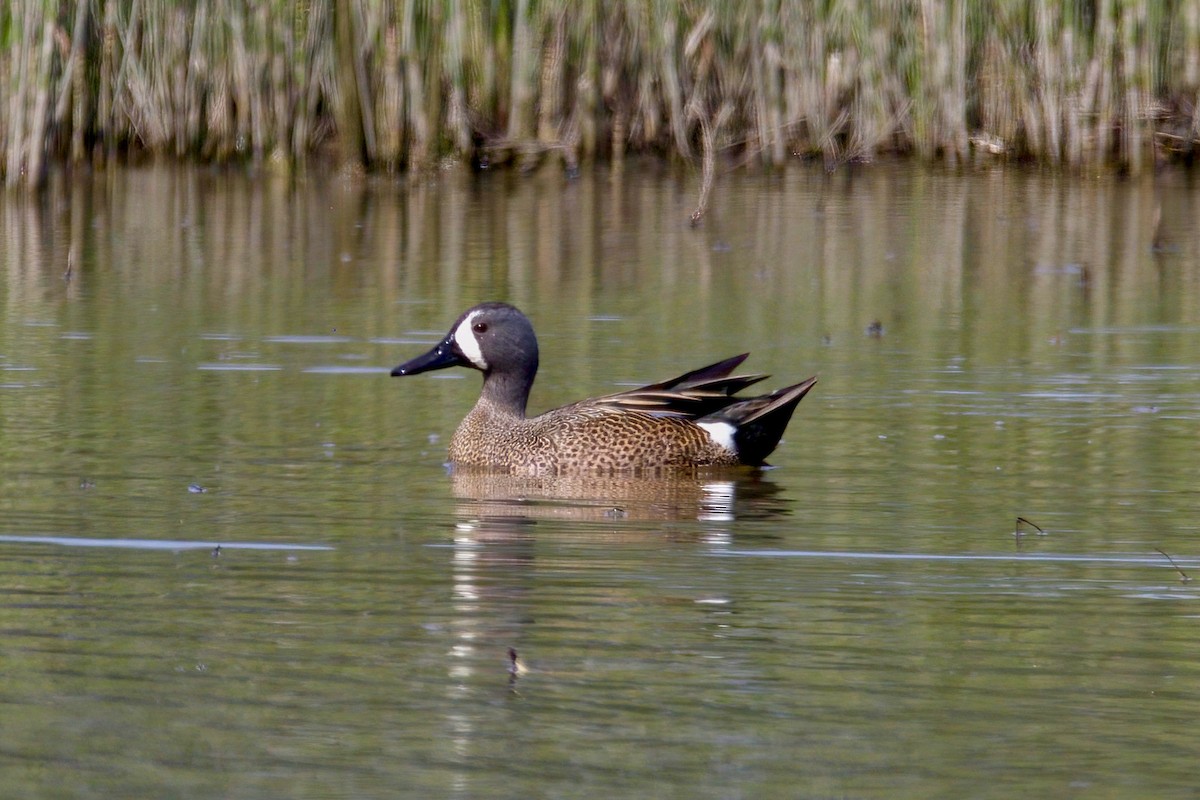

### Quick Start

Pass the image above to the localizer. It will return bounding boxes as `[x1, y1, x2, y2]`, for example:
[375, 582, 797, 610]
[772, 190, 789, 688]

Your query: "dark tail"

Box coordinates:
[714, 376, 818, 465]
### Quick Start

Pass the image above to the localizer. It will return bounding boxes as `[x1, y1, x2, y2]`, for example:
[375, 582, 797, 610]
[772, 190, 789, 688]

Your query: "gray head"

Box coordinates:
[391, 302, 540, 415]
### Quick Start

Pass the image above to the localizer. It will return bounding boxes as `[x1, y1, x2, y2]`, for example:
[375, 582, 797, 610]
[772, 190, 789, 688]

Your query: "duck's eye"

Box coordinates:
[472, 322, 488, 334]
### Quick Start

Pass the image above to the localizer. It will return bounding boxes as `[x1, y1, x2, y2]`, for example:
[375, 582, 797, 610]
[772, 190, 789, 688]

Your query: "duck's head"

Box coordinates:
[391, 302, 540, 411]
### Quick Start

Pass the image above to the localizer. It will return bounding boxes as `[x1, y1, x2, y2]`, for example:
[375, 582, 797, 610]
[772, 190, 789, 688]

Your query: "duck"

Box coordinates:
[390, 302, 817, 474]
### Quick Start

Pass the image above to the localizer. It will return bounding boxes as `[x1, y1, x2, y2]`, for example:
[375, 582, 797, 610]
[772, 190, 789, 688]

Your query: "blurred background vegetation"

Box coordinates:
[3, 0, 1200, 188]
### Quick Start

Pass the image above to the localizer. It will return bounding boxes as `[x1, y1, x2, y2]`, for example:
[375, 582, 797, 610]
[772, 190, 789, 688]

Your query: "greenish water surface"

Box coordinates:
[1, 163, 1198, 798]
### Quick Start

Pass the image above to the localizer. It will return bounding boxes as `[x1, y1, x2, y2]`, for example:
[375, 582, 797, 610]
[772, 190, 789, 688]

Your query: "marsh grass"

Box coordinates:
[3, 0, 1199, 187]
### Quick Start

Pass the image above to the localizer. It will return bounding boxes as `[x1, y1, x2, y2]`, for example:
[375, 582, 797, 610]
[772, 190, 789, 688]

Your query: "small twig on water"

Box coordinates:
[1014, 516, 1045, 538]
[507, 647, 528, 685]
[1153, 548, 1192, 583]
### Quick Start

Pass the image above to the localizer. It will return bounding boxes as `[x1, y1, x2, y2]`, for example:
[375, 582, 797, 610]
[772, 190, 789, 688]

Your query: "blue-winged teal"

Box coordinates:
[391, 302, 817, 473]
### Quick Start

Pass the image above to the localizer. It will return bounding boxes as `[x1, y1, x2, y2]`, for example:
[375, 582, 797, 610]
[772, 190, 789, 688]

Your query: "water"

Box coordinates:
[2, 163, 1199, 798]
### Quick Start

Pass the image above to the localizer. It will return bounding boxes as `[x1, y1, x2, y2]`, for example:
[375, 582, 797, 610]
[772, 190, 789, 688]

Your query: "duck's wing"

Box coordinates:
[586, 354, 770, 419]
[635, 353, 752, 391]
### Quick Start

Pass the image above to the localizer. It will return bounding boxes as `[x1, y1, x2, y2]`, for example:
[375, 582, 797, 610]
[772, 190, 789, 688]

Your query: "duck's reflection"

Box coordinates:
[449, 469, 789, 527]
[441, 468, 788, 772]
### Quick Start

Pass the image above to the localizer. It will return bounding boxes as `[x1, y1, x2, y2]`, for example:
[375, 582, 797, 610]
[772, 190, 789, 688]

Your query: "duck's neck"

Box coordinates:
[479, 366, 534, 418]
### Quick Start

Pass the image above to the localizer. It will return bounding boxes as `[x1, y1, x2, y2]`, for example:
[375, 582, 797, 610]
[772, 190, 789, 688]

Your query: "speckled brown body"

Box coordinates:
[448, 398, 741, 474]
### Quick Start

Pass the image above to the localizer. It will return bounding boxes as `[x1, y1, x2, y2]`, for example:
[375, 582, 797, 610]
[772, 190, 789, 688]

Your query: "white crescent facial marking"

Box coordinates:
[697, 421, 737, 453]
[453, 311, 488, 370]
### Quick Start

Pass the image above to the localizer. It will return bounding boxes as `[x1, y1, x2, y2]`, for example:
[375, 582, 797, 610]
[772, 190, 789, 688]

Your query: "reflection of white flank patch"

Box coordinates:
[699, 480, 736, 523]
[453, 312, 488, 369]
[698, 421, 737, 453]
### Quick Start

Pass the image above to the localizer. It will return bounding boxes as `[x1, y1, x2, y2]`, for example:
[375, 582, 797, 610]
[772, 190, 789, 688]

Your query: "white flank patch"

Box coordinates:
[698, 421, 737, 453]
[453, 312, 488, 369]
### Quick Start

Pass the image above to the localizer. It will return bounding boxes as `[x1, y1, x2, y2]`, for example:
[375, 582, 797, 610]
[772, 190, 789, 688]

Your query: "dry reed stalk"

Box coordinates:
[445, 0, 472, 157]
[377, 19, 404, 169]
[269, 6, 294, 163]
[296, 0, 329, 164]
[54, 0, 90, 153]
[352, 0, 376, 163]
[575, 0, 600, 160]
[401, 0, 429, 166]
[1188, 0, 1200, 91]
[628, 2, 660, 150]
[27, 18, 56, 187]
[1062, 27, 1084, 168]
[5, 2, 35, 186]
[778, 11, 816, 158]
[229, 4, 255, 157]
[537, 8, 567, 150]
[185, 2, 207, 157]
[657, 6, 689, 158]
[847, 21, 892, 161]
[764, 19, 786, 165]
[750, 19, 770, 166]
[422, 4, 445, 167]
[333, 0, 364, 167]
[69, 0, 91, 164]
[1094, 0, 1118, 165]
[96, 0, 117, 162]
[507, 0, 534, 143]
